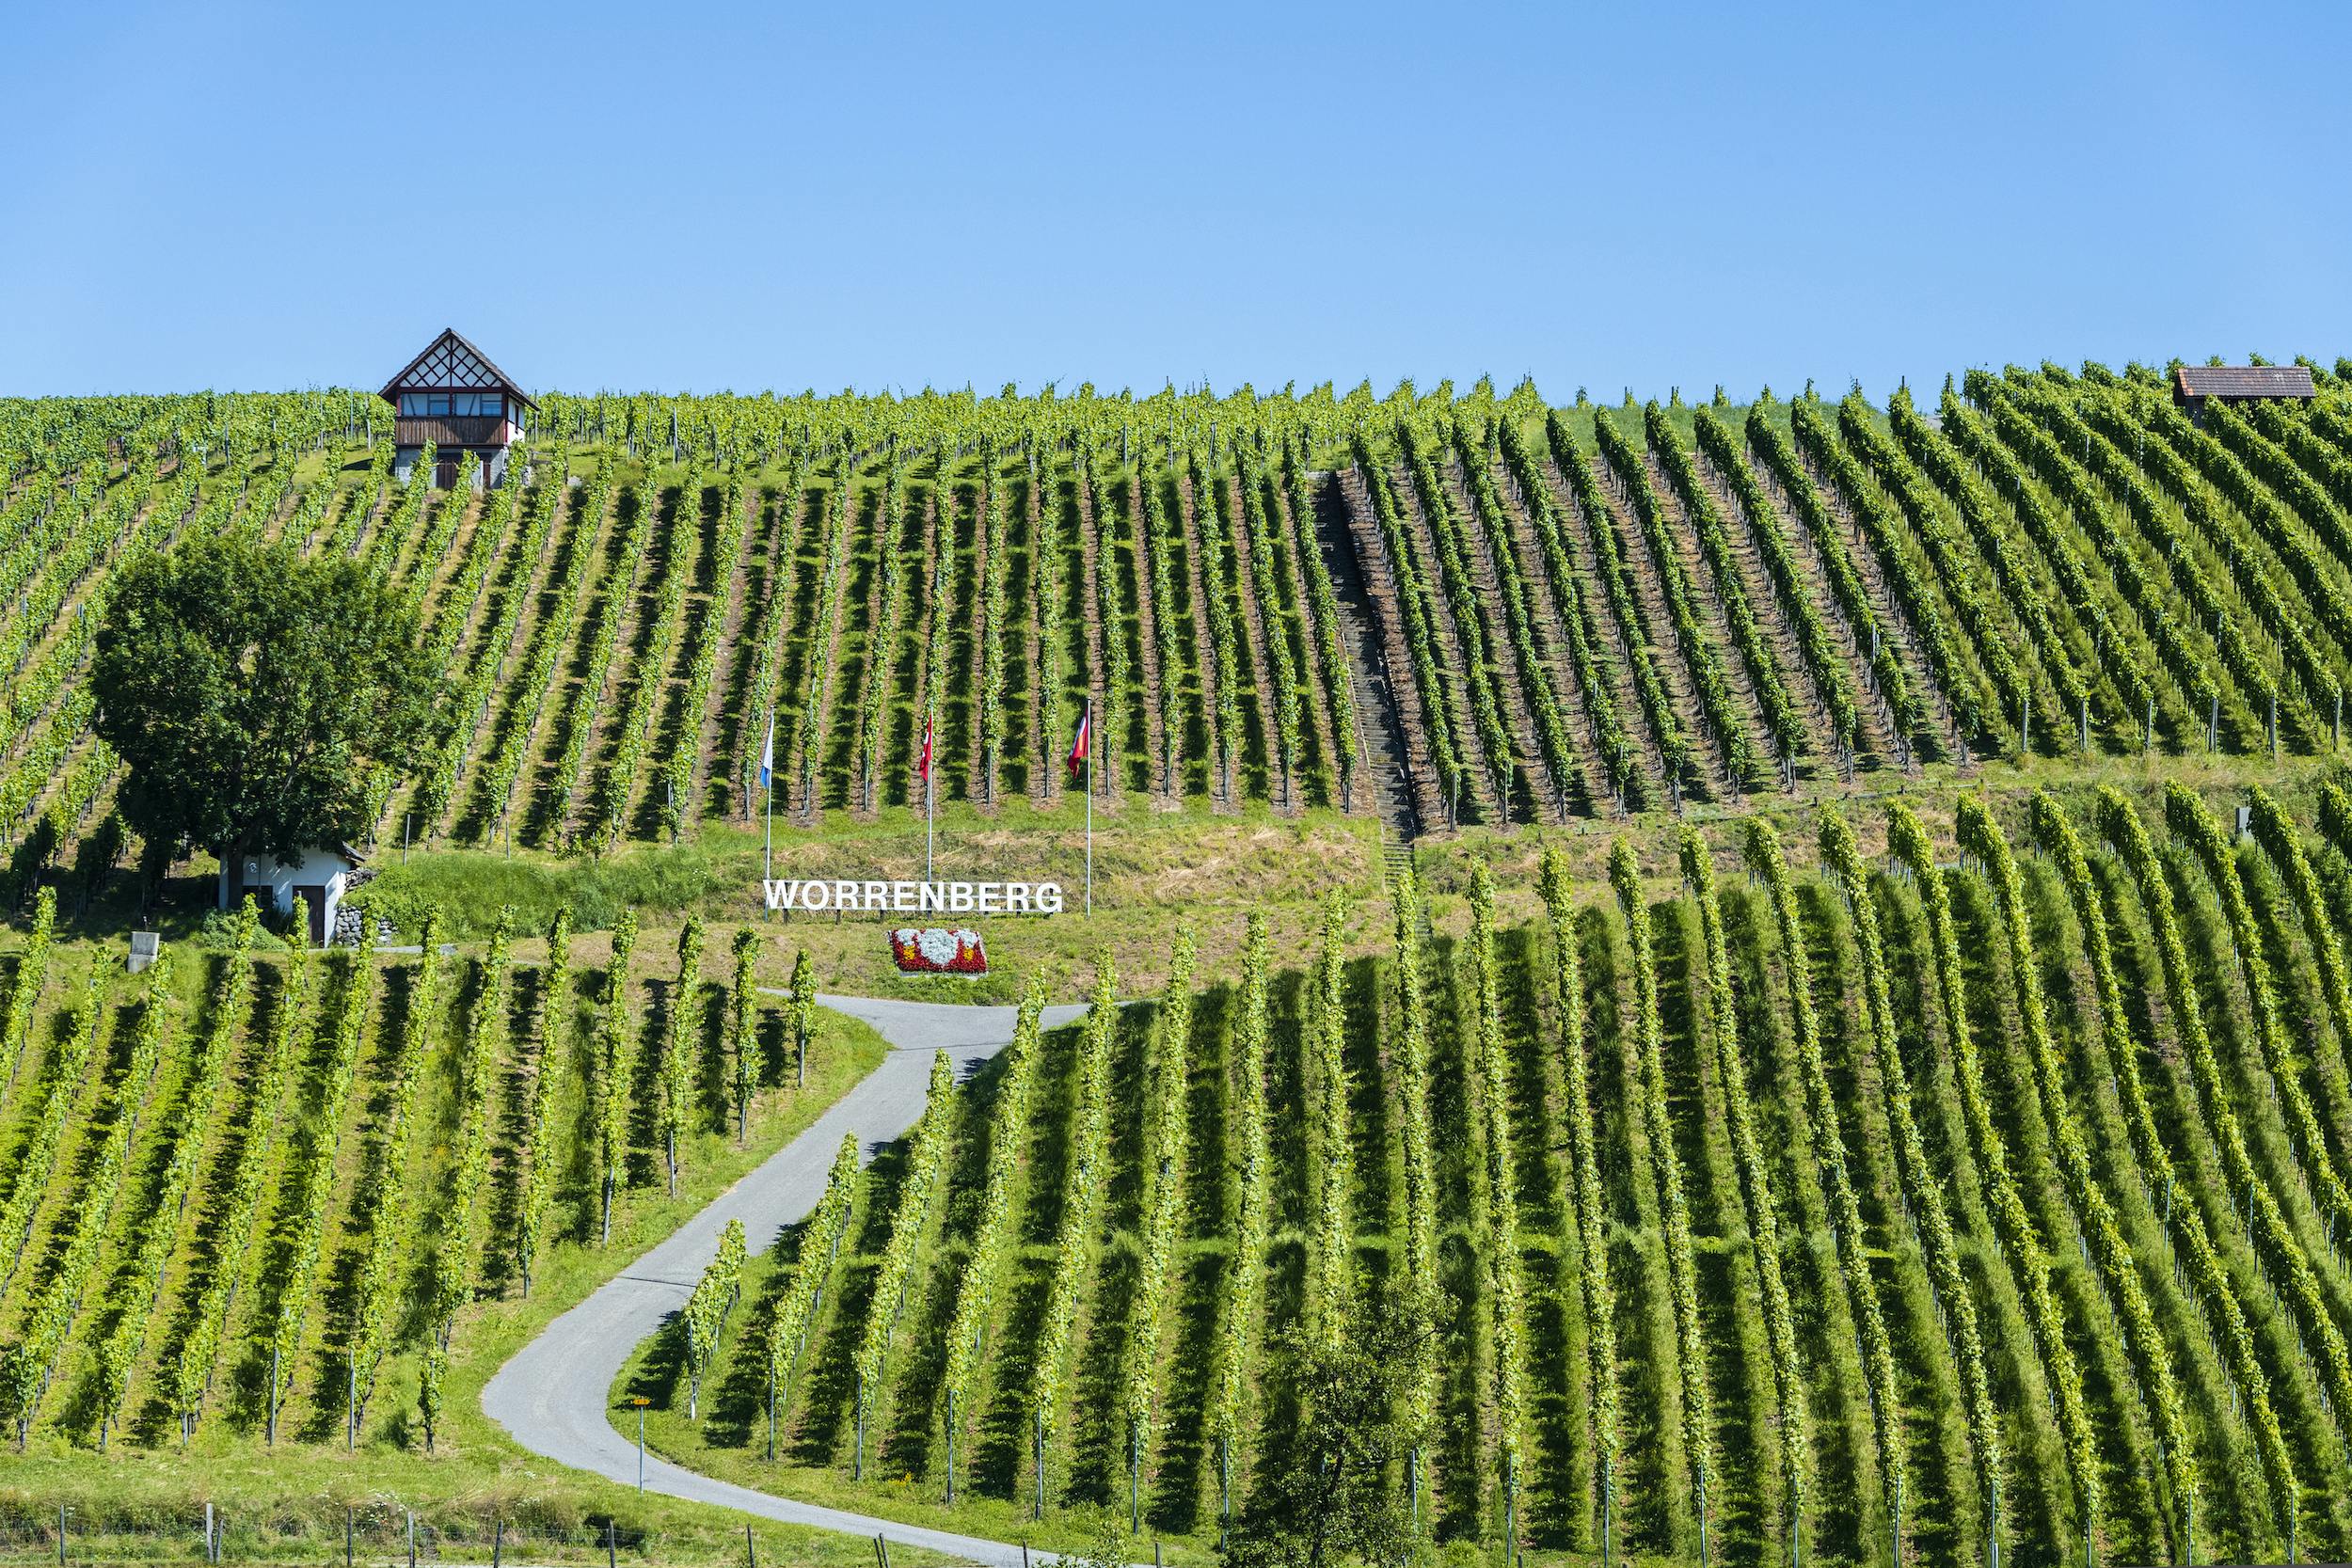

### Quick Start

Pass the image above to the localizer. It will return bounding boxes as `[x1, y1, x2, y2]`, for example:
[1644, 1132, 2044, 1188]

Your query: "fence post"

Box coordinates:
[406, 1511, 416, 1568]
[1602, 1456, 1613, 1568]
[492, 1520, 503, 1568]
[607, 1521, 616, 1568]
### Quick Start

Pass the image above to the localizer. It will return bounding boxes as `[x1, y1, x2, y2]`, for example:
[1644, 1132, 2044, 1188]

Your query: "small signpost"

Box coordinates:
[631, 1397, 650, 1491]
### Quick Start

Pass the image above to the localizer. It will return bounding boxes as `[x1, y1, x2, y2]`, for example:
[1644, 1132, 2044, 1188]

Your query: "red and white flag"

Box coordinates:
[1066, 703, 1091, 779]
[919, 714, 935, 782]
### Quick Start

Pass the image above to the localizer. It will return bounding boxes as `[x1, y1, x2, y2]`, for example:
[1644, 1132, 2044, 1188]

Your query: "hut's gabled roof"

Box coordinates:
[2173, 363, 2315, 401]
[377, 327, 538, 408]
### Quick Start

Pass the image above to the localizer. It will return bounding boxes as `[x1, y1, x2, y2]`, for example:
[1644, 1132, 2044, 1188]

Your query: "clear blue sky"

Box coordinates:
[4, 1, 2344, 402]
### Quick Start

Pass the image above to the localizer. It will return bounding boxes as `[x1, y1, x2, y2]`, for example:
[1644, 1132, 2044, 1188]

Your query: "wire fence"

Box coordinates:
[0, 1506, 755, 1568]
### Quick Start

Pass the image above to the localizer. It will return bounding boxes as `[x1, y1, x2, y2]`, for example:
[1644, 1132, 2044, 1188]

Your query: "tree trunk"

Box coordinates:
[217, 842, 247, 911]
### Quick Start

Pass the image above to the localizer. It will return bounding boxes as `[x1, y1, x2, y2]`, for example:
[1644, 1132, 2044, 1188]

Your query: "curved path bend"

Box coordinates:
[483, 994, 1090, 1568]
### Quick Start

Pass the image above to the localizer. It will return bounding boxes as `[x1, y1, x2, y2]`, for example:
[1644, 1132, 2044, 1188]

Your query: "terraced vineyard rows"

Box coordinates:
[11, 364, 2352, 889]
[14, 361, 2352, 1568]
[0, 895, 843, 1454]
[579, 780, 2352, 1566]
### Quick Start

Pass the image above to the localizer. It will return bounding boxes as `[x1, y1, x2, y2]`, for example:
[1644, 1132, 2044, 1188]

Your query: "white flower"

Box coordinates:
[916, 928, 961, 967]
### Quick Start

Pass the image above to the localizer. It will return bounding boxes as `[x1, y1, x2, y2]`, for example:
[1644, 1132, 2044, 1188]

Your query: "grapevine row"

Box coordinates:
[1547, 412, 1697, 797]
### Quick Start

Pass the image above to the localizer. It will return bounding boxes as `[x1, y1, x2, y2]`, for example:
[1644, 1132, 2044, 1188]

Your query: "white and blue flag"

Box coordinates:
[759, 714, 775, 790]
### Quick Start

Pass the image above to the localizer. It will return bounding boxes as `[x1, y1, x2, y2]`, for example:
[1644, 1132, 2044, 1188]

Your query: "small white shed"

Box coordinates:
[243, 845, 364, 944]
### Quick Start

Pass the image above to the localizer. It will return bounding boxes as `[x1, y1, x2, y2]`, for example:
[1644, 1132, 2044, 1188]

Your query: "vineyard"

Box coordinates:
[8, 356, 2352, 900]
[0, 893, 874, 1463]
[615, 783, 2352, 1568]
[14, 354, 2352, 1567]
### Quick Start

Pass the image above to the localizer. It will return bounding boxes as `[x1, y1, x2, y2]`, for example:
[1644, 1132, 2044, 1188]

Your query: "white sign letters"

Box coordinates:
[761, 878, 1067, 915]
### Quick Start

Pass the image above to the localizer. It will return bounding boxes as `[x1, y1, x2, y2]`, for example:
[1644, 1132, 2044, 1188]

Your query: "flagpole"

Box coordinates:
[925, 714, 935, 884]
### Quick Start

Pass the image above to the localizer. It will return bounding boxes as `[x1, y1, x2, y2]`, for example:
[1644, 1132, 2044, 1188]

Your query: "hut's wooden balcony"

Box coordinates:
[395, 415, 514, 448]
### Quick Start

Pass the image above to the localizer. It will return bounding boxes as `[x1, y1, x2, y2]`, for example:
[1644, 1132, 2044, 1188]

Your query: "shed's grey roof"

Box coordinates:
[2174, 363, 2315, 400]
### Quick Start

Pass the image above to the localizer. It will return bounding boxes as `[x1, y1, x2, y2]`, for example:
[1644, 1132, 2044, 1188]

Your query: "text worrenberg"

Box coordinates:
[762, 879, 1067, 915]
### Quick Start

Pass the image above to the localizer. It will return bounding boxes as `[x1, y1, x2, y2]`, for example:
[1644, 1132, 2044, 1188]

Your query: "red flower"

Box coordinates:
[892, 927, 988, 974]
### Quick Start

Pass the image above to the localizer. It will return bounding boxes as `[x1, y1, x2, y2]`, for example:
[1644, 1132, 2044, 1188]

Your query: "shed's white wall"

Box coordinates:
[391, 445, 501, 489]
[244, 847, 353, 937]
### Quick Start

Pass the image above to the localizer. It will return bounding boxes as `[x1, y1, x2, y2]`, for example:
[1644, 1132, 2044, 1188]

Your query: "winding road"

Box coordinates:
[482, 994, 1089, 1568]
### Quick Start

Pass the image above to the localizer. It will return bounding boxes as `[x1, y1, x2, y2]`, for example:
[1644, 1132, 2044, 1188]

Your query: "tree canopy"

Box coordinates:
[1219, 1312, 1427, 1568]
[90, 531, 437, 901]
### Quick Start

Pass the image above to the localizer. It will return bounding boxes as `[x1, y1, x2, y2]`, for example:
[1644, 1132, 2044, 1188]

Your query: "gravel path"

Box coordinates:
[481, 994, 1089, 1568]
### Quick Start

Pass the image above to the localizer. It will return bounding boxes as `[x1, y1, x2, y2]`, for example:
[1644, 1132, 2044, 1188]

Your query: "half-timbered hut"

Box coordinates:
[378, 327, 536, 487]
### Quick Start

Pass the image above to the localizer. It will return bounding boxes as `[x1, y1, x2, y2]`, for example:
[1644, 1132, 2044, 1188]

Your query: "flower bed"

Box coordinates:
[892, 927, 987, 975]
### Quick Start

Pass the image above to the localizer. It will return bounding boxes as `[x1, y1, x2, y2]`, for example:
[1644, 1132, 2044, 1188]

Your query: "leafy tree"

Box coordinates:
[1061, 1506, 1132, 1568]
[1219, 1312, 1427, 1568]
[89, 532, 436, 907]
